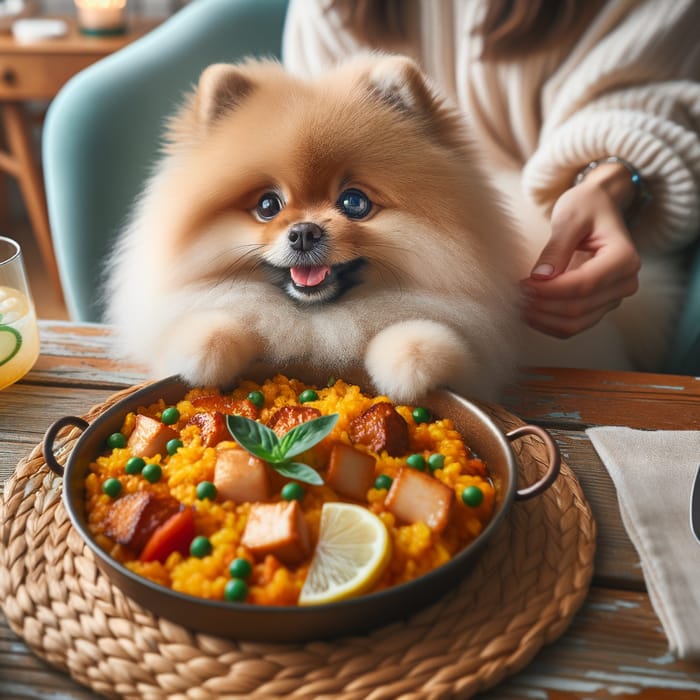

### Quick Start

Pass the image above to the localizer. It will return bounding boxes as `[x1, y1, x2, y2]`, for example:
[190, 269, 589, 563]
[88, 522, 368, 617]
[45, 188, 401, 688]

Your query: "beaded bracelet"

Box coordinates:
[573, 155, 652, 223]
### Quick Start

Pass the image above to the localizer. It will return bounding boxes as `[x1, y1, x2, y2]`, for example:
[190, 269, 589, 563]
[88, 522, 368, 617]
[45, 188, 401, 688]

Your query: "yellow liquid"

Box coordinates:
[0, 286, 40, 390]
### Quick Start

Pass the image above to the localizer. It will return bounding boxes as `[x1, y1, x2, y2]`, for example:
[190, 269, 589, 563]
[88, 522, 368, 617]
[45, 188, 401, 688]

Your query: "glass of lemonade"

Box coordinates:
[0, 236, 40, 390]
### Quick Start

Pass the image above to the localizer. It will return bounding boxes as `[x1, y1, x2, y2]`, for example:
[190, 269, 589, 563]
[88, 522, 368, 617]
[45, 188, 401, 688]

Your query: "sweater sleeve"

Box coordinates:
[282, 0, 363, 78]
[521, 0, 700, 254]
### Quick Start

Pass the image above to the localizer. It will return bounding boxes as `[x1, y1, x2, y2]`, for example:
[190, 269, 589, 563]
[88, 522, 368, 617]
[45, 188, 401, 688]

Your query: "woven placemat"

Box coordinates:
[0, 384, 595, 700]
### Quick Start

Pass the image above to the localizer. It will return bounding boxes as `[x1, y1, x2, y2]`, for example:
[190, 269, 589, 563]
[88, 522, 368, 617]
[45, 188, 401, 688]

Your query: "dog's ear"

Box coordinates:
[363, 55, 439, 119]
[196, 63, 254, 125]
[361, 54, 467, 150]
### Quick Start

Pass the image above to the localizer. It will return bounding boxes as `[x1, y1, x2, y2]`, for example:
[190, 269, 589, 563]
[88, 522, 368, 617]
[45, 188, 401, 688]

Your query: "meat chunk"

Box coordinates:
[127, 414, 178, 458]
[191, 395, 259, 419]
[241, 501, 311, 565]
[214, 448, 271, 504]
[186, 411, 229, 447]
[348, 402, 409, 456]
[326, 443, 376, 501]
[267, 405, 321, 438]
[104, 491, 181, 553]
[384, 467, 453, 533]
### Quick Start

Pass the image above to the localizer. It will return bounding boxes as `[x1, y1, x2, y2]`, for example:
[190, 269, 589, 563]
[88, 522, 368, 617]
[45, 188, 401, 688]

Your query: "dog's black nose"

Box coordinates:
[288, 222, 324, 252]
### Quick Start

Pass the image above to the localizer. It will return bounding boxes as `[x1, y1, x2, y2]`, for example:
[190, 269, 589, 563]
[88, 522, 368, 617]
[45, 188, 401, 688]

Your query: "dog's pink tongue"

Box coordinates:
[290, 266, 330, 287]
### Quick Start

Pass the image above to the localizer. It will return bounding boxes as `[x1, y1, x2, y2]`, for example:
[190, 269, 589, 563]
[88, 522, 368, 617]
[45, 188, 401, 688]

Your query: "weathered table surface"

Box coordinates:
[1, 320, 699, 699]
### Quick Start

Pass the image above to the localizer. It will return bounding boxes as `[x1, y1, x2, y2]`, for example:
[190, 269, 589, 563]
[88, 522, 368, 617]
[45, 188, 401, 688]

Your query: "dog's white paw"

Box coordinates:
[365, 320, 468, 403]
[159, 314, 260, 387]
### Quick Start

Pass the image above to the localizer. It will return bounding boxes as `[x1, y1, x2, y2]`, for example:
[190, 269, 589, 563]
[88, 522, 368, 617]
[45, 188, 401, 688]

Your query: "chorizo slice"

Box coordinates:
[191, 395, 259, 420]
[186, 411, 229, 447]
[348, 402, 409, 456]
[266, 405, 321, 438]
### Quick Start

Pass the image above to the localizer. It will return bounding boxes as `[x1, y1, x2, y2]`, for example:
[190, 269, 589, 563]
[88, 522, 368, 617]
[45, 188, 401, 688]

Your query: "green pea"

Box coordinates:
[190, 535, 212, 558]
[166, 438, 183, 455]
[461, 485, 484, 507]
[228, 557, 252, 579]
[406, 454, 426, 471]
[428, 453, 445, 472]
[160, 406, 180, 425]
[196, 481, 217, 500]
[107, 432, 127, 449]
[298, 389, 318, 403]
[412, 407, 430, 424]
[102, 478, 122, 498]
[224, 578, 248, 602]
[247, 390, 265, 408]
[374, 474, 393, 490]
[125, 456, 146, 475]
[142, 463, 162, 483]
[281, 482, 304, 501]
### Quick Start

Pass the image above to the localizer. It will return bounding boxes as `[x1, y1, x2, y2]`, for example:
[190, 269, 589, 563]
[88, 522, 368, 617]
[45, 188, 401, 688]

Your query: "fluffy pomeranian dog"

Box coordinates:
[105, 54, 528, 403]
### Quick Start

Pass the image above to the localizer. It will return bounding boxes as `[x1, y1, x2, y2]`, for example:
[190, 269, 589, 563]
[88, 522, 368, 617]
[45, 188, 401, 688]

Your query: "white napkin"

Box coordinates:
[586, 427, 700, 660]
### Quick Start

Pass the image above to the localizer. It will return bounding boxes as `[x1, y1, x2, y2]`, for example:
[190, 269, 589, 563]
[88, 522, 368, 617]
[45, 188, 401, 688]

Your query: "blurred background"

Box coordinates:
[0, 0, 189, 319]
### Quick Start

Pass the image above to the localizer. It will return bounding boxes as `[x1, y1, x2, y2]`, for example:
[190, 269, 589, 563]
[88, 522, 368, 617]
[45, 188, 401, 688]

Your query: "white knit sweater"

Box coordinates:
[283, 0, 700, 257]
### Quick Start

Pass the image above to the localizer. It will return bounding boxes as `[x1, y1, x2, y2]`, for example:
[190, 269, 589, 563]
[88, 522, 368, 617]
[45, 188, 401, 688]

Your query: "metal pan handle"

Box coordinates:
[506, 424, 561, 500]
[43, 416, 90, 477]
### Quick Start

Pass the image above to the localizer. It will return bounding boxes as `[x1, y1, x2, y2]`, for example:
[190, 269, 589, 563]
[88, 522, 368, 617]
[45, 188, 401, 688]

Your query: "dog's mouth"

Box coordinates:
[265, 259, 366, 304]
[290, 265, 331, 288]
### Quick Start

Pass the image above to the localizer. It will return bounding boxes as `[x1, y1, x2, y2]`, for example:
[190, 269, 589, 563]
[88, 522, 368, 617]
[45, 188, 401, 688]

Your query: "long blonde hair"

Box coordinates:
[328, 0, 603, 59]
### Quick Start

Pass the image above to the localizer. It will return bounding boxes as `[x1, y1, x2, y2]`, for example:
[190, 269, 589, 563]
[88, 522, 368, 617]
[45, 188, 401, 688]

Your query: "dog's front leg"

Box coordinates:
[364, 320, 472, 403]
[156, 310, 262, 388]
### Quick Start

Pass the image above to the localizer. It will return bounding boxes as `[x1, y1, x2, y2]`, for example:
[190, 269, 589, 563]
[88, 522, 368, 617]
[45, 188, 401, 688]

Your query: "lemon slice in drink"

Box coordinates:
[0, 287, 28, 366]
[299, 502, 391, 605]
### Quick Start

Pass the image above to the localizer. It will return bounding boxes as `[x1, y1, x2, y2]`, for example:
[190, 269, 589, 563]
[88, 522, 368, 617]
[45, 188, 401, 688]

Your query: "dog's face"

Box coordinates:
[255, 189, 370, 304]
[155, 56, 486, 304]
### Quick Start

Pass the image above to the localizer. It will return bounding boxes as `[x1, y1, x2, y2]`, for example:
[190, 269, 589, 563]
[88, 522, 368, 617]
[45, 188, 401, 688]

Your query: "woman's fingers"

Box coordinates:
[523, 214, 639, 290]
[523, 256, 639, 307]
[522, 280, 637, 321]
[522, 255, 639, 336]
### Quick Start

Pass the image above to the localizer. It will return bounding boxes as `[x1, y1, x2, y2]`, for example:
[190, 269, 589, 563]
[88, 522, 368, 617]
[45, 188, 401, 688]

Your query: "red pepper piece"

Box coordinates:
[139, 507, 195, 563]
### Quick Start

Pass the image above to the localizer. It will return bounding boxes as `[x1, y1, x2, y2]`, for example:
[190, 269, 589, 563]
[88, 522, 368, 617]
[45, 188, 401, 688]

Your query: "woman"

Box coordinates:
[283, 0, 700, 371]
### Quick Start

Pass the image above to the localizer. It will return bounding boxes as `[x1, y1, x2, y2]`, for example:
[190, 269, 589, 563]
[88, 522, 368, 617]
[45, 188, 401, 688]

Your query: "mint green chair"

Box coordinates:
[43, 0, 288, 322]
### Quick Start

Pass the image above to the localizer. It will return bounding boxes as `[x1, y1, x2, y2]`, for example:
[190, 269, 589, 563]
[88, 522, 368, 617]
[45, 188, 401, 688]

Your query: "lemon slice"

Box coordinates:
[0, 286, 29, 324]
[0, 287, 28, 367]
[299, 502, 391, 606]
[299, 503, 390, 605]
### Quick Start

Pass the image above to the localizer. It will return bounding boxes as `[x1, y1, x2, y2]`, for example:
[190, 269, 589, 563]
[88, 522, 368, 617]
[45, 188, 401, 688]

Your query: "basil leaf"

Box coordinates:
[280, 414, 339, 459]
[226, 414, 280, 462]
[273, 461, 324, 485]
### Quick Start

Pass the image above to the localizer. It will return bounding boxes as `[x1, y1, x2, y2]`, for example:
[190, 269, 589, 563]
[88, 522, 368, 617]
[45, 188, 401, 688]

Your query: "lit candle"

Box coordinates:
[74, 0, 127, 35]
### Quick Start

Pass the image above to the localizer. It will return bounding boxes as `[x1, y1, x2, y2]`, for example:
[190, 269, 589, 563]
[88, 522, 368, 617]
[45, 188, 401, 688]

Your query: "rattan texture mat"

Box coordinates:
[0, 384, 596, 700]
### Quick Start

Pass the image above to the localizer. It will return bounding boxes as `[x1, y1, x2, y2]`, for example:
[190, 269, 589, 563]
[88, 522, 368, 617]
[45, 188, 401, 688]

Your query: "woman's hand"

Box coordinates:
[520, 162, 641, 338]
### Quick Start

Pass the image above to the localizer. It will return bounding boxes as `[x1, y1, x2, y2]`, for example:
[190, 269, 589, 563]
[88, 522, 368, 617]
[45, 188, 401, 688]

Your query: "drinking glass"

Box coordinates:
[0, 236, 40, 390]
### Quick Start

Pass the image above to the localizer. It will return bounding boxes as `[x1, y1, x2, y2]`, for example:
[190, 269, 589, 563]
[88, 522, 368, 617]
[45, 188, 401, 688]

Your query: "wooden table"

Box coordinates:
[0, 16, 157, 297]
[1, 320, 700, 699]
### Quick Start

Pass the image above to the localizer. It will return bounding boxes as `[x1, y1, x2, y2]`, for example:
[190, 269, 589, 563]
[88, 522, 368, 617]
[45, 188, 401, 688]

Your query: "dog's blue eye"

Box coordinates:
[256, 193, 283, 221]
[337, 189, 371, 219]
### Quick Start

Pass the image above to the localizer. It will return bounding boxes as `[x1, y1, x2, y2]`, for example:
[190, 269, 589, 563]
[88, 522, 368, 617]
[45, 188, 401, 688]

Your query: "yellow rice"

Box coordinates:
[85, 375, 496, 605]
